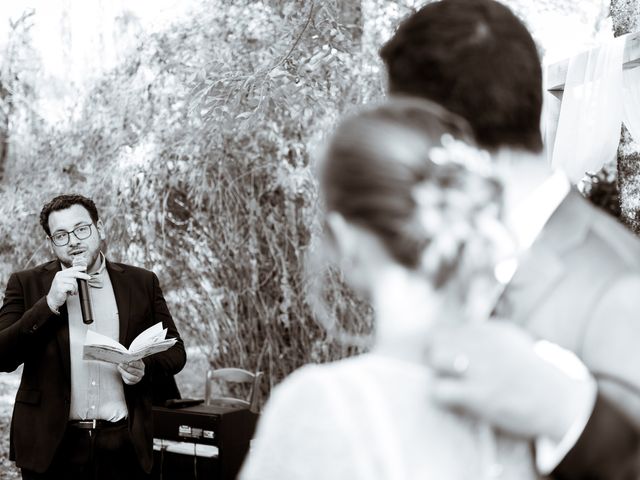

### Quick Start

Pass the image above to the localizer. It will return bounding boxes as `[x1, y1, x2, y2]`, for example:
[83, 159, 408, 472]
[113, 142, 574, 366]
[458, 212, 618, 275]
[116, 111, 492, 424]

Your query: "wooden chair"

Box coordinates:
[204, 367, 263, 413]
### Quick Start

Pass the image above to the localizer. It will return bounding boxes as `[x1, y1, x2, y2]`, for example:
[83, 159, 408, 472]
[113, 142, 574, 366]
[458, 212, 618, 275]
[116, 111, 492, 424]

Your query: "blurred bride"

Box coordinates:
[240, 98, 536, 480]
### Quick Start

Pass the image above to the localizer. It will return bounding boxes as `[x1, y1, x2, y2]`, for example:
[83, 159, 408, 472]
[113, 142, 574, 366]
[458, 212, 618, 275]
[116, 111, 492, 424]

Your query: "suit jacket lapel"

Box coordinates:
[106, 261, 130, 345]
[536, 189, 591, 254]
[504, 189, 591, 324]
[505, 247, 563, 323]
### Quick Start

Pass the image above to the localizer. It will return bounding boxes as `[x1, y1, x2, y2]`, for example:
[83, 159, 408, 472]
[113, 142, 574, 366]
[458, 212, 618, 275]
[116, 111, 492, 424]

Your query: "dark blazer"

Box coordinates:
[0, 259, 187, 473]
[554, 394, 640, 480]
[502, 190, 640, 479]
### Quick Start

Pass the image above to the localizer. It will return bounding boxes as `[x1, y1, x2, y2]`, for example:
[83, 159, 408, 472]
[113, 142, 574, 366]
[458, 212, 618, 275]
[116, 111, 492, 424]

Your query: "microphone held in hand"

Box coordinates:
[72, 256, 94, 325]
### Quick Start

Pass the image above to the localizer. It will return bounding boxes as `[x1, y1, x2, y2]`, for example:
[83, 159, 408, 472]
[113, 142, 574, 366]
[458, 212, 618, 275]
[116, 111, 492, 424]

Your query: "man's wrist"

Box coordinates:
[46, 294, 61, 315]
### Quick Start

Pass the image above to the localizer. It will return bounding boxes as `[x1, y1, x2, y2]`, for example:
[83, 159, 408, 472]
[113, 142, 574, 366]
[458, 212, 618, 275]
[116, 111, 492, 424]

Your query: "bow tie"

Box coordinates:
[87, 254, 106, 288]
[87, 273, 103, 289]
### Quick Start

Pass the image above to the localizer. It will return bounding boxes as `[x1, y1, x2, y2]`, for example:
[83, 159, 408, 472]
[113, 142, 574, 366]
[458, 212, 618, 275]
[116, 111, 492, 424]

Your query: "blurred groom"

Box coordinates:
[0, 194, 186, 479]
[381, 1, 640, 478]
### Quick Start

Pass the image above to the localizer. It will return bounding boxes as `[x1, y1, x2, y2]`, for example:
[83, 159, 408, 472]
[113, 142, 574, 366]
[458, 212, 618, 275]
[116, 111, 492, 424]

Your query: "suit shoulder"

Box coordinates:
[108, 261, 156, 279]
[11, 260, 59, 279]
[583, 199, 640, 267]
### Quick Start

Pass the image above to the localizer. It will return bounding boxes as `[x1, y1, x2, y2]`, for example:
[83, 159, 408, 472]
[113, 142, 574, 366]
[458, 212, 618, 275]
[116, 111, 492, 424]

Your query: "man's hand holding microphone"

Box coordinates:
[45, 257, 92, 318]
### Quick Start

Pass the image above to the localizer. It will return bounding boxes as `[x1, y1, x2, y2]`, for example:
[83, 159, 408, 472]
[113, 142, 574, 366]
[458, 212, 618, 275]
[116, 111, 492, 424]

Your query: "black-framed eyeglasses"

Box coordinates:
[49, 224, 94, 247]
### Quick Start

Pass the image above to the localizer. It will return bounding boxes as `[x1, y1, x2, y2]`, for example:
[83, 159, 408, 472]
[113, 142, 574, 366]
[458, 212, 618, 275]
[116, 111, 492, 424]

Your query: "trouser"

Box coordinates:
[21, 419, 149, 480]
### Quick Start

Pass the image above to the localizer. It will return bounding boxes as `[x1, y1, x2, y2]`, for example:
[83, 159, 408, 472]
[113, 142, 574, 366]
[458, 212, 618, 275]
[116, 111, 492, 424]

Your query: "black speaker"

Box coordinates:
[152, 445, 218, 480]
[151, 404, 258, 480]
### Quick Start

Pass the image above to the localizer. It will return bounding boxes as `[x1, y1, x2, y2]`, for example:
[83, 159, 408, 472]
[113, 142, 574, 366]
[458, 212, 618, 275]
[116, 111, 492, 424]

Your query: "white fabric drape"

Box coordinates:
[551, 36, 625, 183]
[623, 66, 640, 143]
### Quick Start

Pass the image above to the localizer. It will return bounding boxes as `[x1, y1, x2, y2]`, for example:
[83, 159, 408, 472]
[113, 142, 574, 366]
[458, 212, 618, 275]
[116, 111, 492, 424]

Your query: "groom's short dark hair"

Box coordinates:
[380, 0, 543, 153]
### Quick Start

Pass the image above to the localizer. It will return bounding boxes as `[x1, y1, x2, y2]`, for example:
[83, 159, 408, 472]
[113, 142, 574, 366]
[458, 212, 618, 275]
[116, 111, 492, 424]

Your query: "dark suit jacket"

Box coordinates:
[0, 259, 187, 473]
[503, 190, 640, 479]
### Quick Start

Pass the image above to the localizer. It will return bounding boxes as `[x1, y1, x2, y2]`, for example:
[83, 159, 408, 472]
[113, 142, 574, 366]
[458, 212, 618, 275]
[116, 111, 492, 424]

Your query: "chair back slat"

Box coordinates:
[210, 367, 256, 383]
[205, 367, 263, 413]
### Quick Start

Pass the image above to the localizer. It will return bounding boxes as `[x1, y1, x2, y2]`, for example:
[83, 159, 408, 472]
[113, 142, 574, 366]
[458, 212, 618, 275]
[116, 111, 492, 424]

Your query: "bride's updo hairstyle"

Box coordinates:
[321, 98, 503, 290]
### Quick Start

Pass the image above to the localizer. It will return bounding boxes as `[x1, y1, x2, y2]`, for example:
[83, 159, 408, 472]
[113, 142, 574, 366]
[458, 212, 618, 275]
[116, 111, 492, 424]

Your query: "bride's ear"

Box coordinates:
[326, 212, 358, 262]
[327, 211, 374, 294]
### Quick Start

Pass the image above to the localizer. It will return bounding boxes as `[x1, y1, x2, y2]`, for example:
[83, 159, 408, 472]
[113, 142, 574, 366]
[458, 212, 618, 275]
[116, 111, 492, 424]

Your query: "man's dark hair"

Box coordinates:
[39, 194, 100, 236]
[380, 0, 543, 152]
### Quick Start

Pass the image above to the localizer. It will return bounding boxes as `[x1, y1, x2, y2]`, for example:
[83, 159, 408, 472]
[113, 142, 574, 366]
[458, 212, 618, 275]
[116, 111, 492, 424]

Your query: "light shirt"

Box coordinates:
[506, 170, 597, 474]
[533, 341, 597, 474]
[505, 169, 571, 251]
[65, 253, 128, 421]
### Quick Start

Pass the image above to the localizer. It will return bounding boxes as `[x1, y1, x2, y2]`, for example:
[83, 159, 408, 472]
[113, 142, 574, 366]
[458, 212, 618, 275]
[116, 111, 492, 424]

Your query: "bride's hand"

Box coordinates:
[425, 322, 596, 443]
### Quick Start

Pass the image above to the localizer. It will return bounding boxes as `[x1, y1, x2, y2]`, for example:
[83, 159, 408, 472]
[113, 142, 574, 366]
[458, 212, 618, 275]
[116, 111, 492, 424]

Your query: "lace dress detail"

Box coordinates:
[240, 353, 538, 480]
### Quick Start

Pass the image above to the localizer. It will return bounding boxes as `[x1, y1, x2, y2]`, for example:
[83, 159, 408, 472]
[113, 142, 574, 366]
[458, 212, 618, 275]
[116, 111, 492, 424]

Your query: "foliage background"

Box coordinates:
[0, 0, 410, 396]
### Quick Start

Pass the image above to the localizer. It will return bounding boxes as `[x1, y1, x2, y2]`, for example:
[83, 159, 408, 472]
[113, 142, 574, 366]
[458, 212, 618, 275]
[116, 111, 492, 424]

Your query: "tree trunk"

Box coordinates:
[338, 1, 363, 42]
[0, 81, 9, 183]
[611, 0, 640, 234]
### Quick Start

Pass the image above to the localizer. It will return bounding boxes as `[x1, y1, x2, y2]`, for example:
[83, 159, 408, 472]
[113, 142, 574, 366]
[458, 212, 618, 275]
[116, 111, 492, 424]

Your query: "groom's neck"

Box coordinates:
[492, 147, 552, 217]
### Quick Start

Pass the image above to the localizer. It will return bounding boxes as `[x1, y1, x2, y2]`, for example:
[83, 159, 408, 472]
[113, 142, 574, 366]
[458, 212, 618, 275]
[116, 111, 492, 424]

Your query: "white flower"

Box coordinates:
[429, 134, 493, 175]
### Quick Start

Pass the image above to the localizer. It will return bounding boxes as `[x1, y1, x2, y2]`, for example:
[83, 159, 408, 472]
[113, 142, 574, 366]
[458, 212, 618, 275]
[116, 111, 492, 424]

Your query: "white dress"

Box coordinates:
[240, 353, 537, 480]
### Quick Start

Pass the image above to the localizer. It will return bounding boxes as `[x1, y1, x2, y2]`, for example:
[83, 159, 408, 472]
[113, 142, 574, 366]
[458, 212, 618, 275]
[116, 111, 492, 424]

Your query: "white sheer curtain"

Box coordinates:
[623, 66, 640, 143]
[551, 36, 625, 183]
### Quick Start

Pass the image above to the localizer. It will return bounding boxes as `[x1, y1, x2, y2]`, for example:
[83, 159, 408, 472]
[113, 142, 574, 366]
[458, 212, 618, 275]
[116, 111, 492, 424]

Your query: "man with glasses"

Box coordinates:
[0, 194, 186, 479]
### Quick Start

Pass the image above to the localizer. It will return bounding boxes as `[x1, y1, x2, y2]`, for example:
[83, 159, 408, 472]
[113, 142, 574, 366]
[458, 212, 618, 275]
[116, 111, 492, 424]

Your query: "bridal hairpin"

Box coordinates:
[411, 136, 506, 292]
[429, 133, 493, 176]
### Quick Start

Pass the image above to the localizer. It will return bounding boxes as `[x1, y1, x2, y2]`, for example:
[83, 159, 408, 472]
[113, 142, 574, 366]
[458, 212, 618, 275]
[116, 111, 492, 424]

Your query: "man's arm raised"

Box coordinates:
[426, 321, 640, 479]
[0, 267, 90, 372]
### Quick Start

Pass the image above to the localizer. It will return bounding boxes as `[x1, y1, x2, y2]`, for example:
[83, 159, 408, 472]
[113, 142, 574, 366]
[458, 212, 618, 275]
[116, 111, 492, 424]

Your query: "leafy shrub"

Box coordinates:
[0, 0, 421, 398]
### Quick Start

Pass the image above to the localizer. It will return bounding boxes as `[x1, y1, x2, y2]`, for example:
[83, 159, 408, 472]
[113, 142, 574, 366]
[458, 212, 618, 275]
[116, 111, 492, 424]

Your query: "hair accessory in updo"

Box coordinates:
[429, 133, 493, 175]
[412, 135, 503, 289]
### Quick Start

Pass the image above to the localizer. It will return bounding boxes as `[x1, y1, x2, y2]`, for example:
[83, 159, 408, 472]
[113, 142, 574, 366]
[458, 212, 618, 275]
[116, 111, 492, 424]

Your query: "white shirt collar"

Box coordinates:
[505, 170, 571, 252]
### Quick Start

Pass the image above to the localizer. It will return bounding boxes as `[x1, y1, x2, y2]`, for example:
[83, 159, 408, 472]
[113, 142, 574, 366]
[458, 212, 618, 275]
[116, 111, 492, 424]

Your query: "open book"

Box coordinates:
[83, 322, 177, 364]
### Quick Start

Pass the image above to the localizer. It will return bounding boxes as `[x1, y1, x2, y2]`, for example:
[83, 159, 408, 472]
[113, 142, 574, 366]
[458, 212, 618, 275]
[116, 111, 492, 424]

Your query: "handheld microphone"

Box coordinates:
[73, 256, 94, 325]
